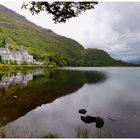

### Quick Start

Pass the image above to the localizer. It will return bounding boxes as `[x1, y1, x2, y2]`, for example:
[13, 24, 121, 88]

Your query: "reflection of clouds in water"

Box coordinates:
[3, 86, 99, 138]
[2, 67, 140, 138]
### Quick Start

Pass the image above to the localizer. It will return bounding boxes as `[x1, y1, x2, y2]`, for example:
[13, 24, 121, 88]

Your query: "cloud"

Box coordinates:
[80, 2, 140, 62]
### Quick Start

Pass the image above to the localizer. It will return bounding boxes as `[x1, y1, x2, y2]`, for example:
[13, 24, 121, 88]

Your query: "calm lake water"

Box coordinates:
[0, 67, 140, 138]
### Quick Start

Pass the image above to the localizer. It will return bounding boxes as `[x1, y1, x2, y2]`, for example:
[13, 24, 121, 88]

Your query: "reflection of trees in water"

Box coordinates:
[0, 69, 107, 128]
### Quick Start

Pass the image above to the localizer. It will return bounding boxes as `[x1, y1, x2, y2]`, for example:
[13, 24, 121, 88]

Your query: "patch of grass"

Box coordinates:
[96, 128, 113, 138]
[0, 129, 6, 138]
[76, 127, 91, 138]
[43, 133, 60, 138]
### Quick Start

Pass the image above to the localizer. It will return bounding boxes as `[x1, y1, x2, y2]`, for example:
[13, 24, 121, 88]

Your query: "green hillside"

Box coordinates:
[0, 5, 132, 67]
[82, 48, 130, 66]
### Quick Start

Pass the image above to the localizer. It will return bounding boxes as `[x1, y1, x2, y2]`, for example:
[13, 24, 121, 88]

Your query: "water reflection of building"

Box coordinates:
[0, 69, 44, 88]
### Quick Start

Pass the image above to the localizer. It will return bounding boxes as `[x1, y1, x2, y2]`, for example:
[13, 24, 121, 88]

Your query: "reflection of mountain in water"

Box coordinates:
[0, 69, 107, 127]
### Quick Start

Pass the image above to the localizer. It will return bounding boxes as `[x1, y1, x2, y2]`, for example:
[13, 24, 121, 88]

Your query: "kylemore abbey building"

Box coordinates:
[0, 45, 43, 65]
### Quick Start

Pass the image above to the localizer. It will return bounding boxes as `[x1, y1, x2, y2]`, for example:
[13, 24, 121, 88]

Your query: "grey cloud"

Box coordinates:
[86, 2, 140, 62]
[107, 3, 140, 32]
[110, 41, 140, 62]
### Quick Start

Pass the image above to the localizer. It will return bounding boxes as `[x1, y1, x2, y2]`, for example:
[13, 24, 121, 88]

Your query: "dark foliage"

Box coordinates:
[22, 1, 98, 23]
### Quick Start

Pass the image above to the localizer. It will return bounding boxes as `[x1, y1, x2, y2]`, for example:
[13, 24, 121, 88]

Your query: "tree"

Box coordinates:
[0, 38, 6, 47]
[2, 38, 6, 46]
[22, 1, 98, 23]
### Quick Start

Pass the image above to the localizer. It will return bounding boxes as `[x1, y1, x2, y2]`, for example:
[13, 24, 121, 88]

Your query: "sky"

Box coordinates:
[0, 1, 140, 63]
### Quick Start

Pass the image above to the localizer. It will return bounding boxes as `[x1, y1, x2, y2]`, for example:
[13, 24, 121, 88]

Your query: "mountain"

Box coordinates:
[82, 48, 131, 66]
[130, 59, 140, 64]
[0, 4, 132, 67]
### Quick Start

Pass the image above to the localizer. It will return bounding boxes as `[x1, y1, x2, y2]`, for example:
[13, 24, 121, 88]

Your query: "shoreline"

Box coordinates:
[0, 64, 139, 72]
[0, 64, 50, 71]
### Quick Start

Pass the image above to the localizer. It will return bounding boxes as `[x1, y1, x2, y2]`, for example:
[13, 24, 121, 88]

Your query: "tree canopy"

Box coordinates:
[22, 1, 98, 23]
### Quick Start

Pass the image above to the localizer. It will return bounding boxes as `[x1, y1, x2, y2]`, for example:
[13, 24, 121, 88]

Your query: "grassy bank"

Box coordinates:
[0, 64, 57, 71]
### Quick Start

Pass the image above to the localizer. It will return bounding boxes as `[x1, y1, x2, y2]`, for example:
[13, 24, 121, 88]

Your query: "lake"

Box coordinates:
[0, 67, 140, 138]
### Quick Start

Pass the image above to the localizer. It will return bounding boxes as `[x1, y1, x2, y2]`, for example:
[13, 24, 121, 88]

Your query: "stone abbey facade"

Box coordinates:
[0, 45, 43, 64]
